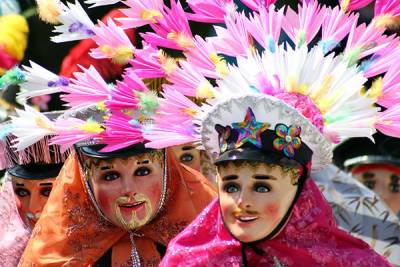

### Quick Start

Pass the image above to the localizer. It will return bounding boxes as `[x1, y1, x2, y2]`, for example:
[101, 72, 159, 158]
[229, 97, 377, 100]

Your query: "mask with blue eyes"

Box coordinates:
[216, 161, 302, 243]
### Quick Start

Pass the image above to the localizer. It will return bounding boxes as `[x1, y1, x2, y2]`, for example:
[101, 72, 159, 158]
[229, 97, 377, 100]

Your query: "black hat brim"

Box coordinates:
[77, 143, 155, 159]
[7, 163, 63, 179]
[215, 147, 300, 168]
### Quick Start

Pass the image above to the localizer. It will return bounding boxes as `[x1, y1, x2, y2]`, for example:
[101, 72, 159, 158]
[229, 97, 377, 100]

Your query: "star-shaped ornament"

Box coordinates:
[232, 108, 270, 149]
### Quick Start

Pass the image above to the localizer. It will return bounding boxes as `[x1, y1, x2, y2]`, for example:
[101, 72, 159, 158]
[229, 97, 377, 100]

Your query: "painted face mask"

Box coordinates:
[11, 176, 55, 229]
[352, 164, 400, 215]
[171, 144, 201, 171]
[85, 151, 165, 230]
[217, 161, 300, 243]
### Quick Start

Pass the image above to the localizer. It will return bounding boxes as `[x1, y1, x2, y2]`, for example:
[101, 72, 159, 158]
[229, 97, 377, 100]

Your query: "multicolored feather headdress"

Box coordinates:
[0, 109, 70, 170]
[13, 0, 400, 171]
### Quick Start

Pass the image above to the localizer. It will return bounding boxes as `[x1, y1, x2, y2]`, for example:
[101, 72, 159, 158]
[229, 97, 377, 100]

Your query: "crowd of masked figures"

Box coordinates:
[1, 138, 399, 266]
[1, 0, 400, 266]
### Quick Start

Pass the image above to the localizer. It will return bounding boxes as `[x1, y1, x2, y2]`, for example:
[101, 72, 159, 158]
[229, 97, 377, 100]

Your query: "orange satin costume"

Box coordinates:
[19, 149, 216, 266]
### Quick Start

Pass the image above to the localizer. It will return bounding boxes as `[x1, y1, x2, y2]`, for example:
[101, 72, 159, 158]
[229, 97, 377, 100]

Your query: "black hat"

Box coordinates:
[76, 142, 155, 159]
[214, 108, 313, 168]
[333, 132, 400, 170]
[7, 163, 64, 179]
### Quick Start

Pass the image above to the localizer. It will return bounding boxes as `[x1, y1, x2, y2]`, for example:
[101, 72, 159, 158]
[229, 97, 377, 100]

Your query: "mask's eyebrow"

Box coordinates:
[137, 159, 151, 165]
[40, 183, 53, 186]
[362, 172, 375, 179]
[182, 146, 194, 151]
[16, 183, 24, 186]
[253, 175, 276, 180]
[100, 165, 113, 170]
[222, 175, 238, 181]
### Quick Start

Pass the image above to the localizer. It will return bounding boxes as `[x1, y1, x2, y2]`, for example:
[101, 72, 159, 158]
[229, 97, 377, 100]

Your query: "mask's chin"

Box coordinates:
[113, 194, 154, 230]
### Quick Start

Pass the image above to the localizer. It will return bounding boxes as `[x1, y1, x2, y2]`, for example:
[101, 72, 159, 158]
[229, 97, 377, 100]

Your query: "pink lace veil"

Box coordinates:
[160, 178, 392, 267]
[0, 176, 29, 267]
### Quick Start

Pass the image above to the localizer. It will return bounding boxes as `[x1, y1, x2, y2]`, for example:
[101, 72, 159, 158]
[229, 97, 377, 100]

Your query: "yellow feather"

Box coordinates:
[196, 81, 215, 99]
[158, 50, 177, 75]
[209, 53, 229, 76]
[310, 75, 333, 100]
[140, 9, 163, 23]
[77, 120, 103, 134]
[167, 31, 194, 49]
[36, 0, 61, 25]
[373, 14, 400, 30]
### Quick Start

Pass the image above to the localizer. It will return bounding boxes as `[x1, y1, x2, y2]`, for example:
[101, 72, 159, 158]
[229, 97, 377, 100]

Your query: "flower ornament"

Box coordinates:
[215, 125, 232, 153]
[273, 123, 302, 158]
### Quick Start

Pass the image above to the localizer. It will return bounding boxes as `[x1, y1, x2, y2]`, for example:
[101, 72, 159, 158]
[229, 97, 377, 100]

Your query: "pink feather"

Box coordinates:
[208, 12, 252, 57]
[375, 106, 400, 137]
[282, 1, 326, 47]
[144, 88, 200, 149]
[100, 112, 145, 152]
[89, 18, 135, 64]
[141, 0, 194, 51]
[61, 65, 111, 109]
[240, 0, 276, 11]
[128, 42, 177, 79]
[186, 0, 235, 23]
[245, 4, 283, 52]
[339, 0, 374, 12]
[117, 0, 164, 29]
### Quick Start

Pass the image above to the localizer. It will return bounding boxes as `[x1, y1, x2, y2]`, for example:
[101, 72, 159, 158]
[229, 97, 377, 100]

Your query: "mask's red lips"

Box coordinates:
[232, 211, 259, 224]
[119, 200, 145, 211]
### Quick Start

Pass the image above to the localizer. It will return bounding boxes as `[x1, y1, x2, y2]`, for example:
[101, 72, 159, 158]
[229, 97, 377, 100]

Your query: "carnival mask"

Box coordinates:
[11, 176, 55, 229]
[217, 161, 300, 243]
[85, 152, 164, 230]
[352, 164, 400, 215]
[171, 144, 201, 171]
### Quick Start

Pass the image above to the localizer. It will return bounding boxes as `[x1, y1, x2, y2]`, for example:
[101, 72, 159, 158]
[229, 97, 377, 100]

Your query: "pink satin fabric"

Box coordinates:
[0, 178, 30, 267]
[160, 179, 392, 267]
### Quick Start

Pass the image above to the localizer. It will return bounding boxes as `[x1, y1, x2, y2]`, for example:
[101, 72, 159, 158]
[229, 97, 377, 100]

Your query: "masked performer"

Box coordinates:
[334, 133, 400, 217]
[13, 0, 400, 265]
[0, 110, 69, 266]
[13, 51, 215, 267]
[113, 0, 400, 265]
